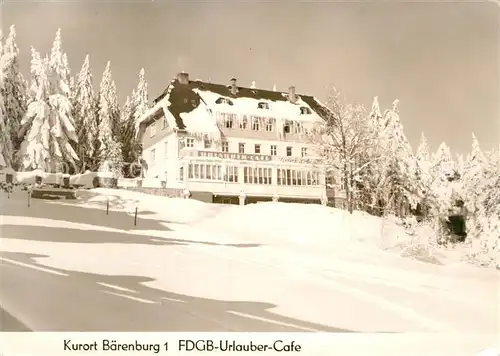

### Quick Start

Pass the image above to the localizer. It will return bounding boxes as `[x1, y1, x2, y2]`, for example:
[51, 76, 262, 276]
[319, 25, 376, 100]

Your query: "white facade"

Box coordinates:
[143, 135, 333, 200]
[138, 75, 346, 203]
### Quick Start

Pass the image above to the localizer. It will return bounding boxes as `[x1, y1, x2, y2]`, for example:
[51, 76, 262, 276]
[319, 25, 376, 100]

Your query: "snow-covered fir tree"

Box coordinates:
[413, 132, 433, 216]
[118, 95, 138, 177]
[0, 44, 15, 168]
[373, 99, 416, 216]
[132, 68, 148, 125]
[47, 28, 79, 172]
[117, 68, 148, 177]
[96, 61, 122, 175]
[18, 48, 52, 170]
[456, 153, 466, 178]
[415, 132, 431, 181]
[98, 61, 120, 136]
[466, 145, 500, 267]
[0, 30, 3, 57]
[350, 96, 386, 213]
[462, 133, 487, 207]
[72, 54, 98, 171]
[368, 96, 383, 128]
[2, 25, 28, 162]
[428, 142, 457, 216]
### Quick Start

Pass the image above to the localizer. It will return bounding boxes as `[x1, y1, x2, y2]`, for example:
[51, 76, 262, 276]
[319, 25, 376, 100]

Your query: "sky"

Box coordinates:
[1, 0, 499, 156]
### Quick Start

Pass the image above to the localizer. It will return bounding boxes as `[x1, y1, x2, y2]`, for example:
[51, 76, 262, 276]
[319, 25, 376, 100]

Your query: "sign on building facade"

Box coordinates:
[197, 150, 273, 162]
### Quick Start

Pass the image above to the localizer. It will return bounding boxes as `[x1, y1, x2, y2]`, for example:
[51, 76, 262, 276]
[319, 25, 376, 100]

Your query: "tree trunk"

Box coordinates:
[344, 164, 353, 213]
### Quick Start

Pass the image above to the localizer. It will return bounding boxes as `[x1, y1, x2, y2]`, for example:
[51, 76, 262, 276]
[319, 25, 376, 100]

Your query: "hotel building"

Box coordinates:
[136, 72, 346, 205]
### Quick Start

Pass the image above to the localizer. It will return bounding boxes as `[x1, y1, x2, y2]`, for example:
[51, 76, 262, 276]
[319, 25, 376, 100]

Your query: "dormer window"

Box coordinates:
[257, 102, 270, 110]
[215, 97, 234, 105]
[300, 106, 312, 115]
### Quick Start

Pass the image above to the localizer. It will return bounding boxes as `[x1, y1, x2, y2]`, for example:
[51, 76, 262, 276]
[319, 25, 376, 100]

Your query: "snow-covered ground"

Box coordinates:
[1, 188, 498, 335]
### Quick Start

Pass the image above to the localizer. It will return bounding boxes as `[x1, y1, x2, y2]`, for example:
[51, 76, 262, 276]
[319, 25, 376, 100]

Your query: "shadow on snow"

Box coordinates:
[1, 251, 359, 333]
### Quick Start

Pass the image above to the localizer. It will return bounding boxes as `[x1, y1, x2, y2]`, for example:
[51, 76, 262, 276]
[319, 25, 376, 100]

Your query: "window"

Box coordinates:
[265, 119, 274, 132]
[284, 121, 291, 134]
[162, 116, 168, 130]
[244, 167, 250, 184]
[224, 165, 238, 183]
[216, 112, 235, 128]
[286, 146, 292, 156]
[240, 116, 248, 129]
[178, 166, 184, 182]
[150, 149, 156, 163]
[221, 141, 229, 153]
[286, 169, 292, 185]
[238, 143, 245, 154]
[300, 106, 312, 115]
[252, 117, 260, 131]
[254, 144, 261, 154]
[204, 138, 211, 149]
[257, 102, 270, 110]
[188, 163, 223, 181]
[301, 147, 307, 157]
[265, 168, 272, 184]
[277, 169, 319, 186]
[243, 167, 272, 185]
[186, 138, 194, 148]
[200, 164, 206, 179]
[164, 141, 168, 157]
[215, 165, 223, 180]
[270, 145, 277, 156]
[225, 114, 234, 129]
[294, 122, 302, 134]
[150, 123, 157, 137]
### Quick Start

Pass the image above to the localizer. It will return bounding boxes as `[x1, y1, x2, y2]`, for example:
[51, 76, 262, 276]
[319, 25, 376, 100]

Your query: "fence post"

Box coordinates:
[106, 198, 109, 215]
[28, 191, 31, 207]
[134, 207, 138, 226]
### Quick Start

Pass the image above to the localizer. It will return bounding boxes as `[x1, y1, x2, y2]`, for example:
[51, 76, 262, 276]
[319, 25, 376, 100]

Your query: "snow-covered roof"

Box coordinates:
[137, 76, 329, 137]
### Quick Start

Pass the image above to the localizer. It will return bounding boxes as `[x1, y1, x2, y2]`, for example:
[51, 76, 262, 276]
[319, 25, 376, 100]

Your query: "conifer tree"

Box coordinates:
[72, 54, 98, 171]
[96, 61, 122, 175]
[2, 25, 28, 163]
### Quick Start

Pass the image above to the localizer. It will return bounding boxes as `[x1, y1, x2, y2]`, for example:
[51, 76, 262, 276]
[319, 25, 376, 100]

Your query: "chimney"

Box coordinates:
[177, 72, 189, 85]
[230, 78, 238, 95]
[288, 86, 297, 103]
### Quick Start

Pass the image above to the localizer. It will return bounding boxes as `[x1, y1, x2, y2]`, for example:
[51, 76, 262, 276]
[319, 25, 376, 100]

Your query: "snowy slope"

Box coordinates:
[1, 188, 498, 334]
